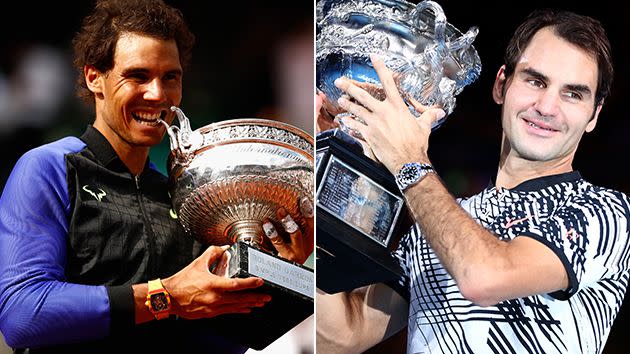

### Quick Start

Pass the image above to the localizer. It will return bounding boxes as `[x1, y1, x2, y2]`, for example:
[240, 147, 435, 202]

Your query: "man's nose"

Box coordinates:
[144, 78, 166, 102]
[533, 89, 560, 118]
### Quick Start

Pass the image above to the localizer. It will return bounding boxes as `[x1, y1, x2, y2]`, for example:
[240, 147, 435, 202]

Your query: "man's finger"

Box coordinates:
[299, 197, 314, 240]
[212, 291, 272, 306]
[370, 54, 405, 107]
[337, 116, 369, 142]
[407, 95, 431, 114]
[214, 276, 265, 291]
[419, 108, 447, 129]
[278, 208, 303, 252]
[206, 301, 270, 318]
[334, 77, 380, 113]
[203, 245, 230, 266]
[337, 96, 373, 124]
[264, 219, 292, 253]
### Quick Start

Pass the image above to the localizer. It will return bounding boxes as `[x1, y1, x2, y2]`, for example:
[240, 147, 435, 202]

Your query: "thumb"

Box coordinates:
[203, 245, 230, 267]
[419, 108, 446, 128]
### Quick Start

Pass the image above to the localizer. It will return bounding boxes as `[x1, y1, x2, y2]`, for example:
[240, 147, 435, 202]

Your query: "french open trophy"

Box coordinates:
[162, 107, 314, 350]
[316, 0, 481, 293]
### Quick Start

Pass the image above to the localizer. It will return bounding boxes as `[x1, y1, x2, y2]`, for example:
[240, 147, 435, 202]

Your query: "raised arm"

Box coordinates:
[334, 55, 568, 306]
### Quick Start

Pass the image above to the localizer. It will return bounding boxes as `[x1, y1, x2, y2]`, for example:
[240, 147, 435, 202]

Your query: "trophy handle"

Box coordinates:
[406, 1, 479, 116]
[411, 1, 447, 51]
[170, 105, 193, 149]
[159, 106, 201, 165]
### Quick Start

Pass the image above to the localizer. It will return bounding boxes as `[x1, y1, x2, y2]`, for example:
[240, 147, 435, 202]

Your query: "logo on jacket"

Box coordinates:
[82, 185, 107, 202]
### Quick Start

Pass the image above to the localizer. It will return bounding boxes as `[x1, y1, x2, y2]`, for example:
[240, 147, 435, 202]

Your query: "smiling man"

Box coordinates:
[317, 9, 630, 354]
[0, 0, 310, 353]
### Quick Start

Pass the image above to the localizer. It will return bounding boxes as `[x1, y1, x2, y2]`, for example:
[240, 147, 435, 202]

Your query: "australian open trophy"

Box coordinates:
[162, 107, 314, 350]
[316, 0, 481, 293]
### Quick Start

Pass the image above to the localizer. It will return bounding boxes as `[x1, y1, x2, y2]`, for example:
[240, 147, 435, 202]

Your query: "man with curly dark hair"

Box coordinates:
[0, 0, 311, 352]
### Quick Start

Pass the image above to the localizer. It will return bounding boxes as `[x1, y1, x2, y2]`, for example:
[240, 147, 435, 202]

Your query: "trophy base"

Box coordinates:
[316, 129, 409, 293]
[207, 242, 314, 350]
[317, 209, 405, 293]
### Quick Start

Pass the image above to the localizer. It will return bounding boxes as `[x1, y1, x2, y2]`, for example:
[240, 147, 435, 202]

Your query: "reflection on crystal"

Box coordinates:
[316, 0, 481, 130]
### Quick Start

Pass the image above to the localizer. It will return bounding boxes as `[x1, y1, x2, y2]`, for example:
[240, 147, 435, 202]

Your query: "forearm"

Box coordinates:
[403, 173, 511, 304]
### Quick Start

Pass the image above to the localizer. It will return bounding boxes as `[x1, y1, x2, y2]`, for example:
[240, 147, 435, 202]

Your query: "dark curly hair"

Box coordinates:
[72, 0, 195, 103]
[504, 9, 613, 106]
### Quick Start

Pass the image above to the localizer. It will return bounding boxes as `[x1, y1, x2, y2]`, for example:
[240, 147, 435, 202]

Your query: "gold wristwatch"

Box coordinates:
[145, 278, 171, 320]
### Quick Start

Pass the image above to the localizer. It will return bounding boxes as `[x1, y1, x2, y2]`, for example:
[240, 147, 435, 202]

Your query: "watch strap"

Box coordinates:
[145, 278, 171, 320]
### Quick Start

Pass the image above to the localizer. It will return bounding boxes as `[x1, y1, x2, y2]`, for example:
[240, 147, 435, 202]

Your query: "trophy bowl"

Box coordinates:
[161, 107, 314, 349]
[316, 0, 482, 129]
[163, 107, 314, 250]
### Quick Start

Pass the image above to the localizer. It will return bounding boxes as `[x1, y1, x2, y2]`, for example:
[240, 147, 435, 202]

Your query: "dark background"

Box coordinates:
[360, 1, 630, 353]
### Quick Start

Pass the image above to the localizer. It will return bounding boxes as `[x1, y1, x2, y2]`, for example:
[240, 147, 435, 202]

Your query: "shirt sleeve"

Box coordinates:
[510, 188, 630, 300]
[387, 226, 414, 302]
[0, 144, 111, 348]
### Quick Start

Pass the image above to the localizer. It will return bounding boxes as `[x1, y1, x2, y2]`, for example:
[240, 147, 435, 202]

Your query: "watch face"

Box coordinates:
[400, 165, 419, 183]
[150, 293, 169, 311]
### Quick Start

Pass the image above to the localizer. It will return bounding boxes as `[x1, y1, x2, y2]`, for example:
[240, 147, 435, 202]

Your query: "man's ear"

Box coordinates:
[492, 65, 507, 104]
[84, 65, 103, 94]
[585, 104, 602, 133]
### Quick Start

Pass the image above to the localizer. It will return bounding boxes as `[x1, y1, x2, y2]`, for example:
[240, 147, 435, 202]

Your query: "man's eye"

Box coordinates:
[527, 79, 545, 88]
[564, 91, 583, 100]
[129, 73, 148, 82]
[164, 73, 178, 81]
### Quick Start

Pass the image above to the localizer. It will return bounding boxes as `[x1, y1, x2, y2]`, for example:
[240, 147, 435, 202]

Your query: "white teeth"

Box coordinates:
[527, 121, 553, 131]
[134, 112, 161, 120]
[136, 119, 160, 126]
[132, 112, 162, 126]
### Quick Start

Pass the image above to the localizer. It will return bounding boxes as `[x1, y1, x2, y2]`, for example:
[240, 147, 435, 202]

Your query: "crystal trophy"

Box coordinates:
[316, 0, 481, 293]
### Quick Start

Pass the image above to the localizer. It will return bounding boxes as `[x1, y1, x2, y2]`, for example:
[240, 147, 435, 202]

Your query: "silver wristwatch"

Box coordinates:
[395, 162, 435, 191]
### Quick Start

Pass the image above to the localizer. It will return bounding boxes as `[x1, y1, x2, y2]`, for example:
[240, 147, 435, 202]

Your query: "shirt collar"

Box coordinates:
[488, 171, 582, 192]
[79, 125, 151, 174]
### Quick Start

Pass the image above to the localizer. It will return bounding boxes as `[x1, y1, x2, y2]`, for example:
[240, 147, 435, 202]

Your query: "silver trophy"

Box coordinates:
[316, 0, 481, 293]
[161, 107, 314, 349]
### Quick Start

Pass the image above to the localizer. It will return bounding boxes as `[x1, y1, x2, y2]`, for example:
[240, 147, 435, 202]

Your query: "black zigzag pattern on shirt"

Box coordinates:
[395, 176, 630, 354]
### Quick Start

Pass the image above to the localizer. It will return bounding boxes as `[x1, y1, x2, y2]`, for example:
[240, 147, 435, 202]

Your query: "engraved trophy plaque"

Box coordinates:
[316, 0, 481, 293]
[162, 107, 314, 350]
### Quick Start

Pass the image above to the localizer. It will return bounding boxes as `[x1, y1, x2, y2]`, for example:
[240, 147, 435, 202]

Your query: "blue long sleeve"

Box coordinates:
[0, 139, 111, 348]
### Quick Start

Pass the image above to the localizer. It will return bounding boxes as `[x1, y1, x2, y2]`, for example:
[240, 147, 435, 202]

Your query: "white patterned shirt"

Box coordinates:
[393, 172, 630, 354]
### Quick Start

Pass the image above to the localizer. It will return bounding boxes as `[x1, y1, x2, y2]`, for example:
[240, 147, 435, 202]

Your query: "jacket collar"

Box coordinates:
[79, 125, 150, 174]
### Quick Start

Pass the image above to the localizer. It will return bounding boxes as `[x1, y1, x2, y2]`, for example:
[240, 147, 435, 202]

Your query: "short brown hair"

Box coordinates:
[72, 0, 195, 103]
[503, 9, 613, 106]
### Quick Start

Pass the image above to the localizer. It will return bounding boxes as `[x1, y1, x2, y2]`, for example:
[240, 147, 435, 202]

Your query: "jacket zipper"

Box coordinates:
[135, 174, 158, 278]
